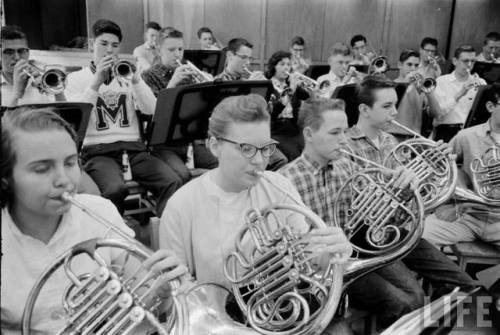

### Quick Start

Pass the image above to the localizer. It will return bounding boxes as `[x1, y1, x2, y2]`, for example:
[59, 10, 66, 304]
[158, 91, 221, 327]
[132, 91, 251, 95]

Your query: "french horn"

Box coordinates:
[335, 150, 424, 285]
[470, 145, 500, 205]
[223, 170, 344, 335]
[22, 193, 258, 335]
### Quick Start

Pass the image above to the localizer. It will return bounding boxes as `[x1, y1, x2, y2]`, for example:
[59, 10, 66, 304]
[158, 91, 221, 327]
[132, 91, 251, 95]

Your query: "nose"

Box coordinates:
[53, 165, 71, 189]
[250, 149, 265, 165]
[339, 133, 348, 145]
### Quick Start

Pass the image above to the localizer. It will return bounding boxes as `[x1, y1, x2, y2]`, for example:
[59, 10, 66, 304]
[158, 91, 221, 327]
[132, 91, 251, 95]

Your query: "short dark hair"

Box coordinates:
[1, 25, 27, 41]
[454, 44, 476, 58]
[197, 27, 213, 39]
[145, 21, 161, 31]
[92, 19, 122, 42]
[227, 38, 253, 53]
[290, 36, 306, 47]
[420, 37, 438, 49]
[159, 28, 183, 43]
[266, 50, 292, 79]
[329, 42, 351, 57]
[484, 83, 500, 106]
[1, 107, 78, 208]
[350, 34, 367, 47]
[298, 98, 346, 132]
[356, 75, 396, 108]
[484, 31, 500, 45]
[399, 49, 420, 62]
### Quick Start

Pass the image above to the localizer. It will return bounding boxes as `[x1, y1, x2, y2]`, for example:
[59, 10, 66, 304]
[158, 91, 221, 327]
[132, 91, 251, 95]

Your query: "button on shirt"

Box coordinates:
[1, 194, 134, 335]
[1, 72, 54, 107]
[433, 71, 487, 126]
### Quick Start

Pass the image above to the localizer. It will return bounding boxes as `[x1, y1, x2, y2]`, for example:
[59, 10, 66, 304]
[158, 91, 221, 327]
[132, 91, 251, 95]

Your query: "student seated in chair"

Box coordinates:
[65, 19, 182, 215]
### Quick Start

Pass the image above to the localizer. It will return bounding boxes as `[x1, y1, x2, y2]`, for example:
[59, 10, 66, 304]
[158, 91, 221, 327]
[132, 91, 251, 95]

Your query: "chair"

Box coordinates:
[123, 180, 156, 217]
[451, 241, 500, 284]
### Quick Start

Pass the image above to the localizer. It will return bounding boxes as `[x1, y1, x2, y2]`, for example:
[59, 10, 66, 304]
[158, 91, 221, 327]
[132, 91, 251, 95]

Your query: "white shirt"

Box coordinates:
[316, 71, 357, 99]
[65, 67, 156, 146]
[433, 71, 486, 126]
[159, 170, 308, 298]
[1, 72, 55, 107]
[133, 42, 160, 73]
[1, 194, 134, 335]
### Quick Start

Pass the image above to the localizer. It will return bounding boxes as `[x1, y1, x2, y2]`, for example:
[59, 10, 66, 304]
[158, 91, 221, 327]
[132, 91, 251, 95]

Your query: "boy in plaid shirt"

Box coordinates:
[280, 77, 475, 327]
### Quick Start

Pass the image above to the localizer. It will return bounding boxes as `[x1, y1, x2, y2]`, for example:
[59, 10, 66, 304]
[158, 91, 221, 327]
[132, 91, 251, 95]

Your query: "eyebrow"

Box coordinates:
[27, 154, 79, 166]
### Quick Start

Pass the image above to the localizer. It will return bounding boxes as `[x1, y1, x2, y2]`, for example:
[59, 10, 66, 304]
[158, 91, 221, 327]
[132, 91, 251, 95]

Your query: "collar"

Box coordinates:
[222, 68, 241, 81]
[347, 125, 391, 148]
[143, 42, 156, 51]
[90, 61, 113, 85]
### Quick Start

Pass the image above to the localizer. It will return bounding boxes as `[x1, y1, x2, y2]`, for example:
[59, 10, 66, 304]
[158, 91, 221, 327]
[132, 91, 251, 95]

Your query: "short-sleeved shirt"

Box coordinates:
[345, 125, 399, 166]
[1, 194, 134, 334]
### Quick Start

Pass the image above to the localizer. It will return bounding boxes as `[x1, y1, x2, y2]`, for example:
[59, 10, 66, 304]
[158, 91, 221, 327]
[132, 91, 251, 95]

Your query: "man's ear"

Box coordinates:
[485, 101, 494, 114]
[358, 103, 369, 118]
[452, 57, 458, 67]
[208, 136, 220, 158]
[303, 126, 313, 142]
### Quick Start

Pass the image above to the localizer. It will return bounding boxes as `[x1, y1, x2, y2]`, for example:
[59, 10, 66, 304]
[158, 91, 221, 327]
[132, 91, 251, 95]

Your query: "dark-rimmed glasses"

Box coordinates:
[217, 137, 277, 158]
[3, 48, 29, 57]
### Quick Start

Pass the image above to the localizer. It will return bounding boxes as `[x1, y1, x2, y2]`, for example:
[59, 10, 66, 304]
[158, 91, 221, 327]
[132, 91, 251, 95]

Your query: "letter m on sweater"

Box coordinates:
[95, 92, 130, 130]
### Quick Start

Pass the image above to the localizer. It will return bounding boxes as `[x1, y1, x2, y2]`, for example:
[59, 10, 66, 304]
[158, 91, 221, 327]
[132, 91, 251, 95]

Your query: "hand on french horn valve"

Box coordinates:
[387, 166, 419, 192]
[303, 227, 352, 263]
[142, 249, 191, 297]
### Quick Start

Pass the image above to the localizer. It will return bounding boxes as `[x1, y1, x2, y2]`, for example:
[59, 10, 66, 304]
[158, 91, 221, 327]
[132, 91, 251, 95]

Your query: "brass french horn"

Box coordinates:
[470, 145, 500, 205]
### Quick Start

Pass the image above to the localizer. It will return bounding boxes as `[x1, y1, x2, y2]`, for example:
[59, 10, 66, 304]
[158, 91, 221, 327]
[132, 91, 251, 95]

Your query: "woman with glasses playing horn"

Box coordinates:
[1, 107, 188, 334]
[160, 94, 353, 334]
[424, 84, 500, 248]
[1, 25, 66, 107]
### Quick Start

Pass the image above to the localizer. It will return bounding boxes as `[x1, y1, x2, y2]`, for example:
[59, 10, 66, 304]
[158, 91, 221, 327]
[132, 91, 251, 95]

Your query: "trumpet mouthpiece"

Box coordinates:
[252, 169, 265, 177]
[60, 192, 72, 202]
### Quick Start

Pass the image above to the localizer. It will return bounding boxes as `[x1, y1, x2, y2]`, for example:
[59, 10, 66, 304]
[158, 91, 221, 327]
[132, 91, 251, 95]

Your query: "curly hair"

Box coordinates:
[265, 50, 292, 79]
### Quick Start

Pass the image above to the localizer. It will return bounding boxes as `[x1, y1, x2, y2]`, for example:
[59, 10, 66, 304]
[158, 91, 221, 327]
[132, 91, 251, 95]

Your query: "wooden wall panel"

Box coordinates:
[323, 0, 386, 62]
[265, 0, 327, 61]
[204, 0, 264, 56]
[148, 0, 204, 49]
[450, 0, 500, 57]
[385, 0, 452, 66]
[86, 0, 144, 54]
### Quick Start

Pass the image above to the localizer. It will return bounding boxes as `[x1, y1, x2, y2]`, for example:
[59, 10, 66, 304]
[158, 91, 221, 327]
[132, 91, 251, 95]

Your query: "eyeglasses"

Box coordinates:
[235, 53, 254, 62]
[217, 137, 277, 158]
[2, 48, 29, 57]
[459, 58, 476, 65]
[292, 47, 305, 52]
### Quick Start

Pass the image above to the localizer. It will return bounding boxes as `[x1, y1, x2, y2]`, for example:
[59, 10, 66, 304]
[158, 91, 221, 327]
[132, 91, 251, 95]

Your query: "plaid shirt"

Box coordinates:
[141, 63, 194, 97]
[279, 153, 358, 228]
[344, 125, 399, 167]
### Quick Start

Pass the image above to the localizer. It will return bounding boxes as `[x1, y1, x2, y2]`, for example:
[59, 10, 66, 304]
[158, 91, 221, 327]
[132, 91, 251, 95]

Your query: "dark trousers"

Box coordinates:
[348, 239, 475, 328]
[152, 142, 219, 184]
[434, 124, 463, 143]
[82, 142, 183, 216]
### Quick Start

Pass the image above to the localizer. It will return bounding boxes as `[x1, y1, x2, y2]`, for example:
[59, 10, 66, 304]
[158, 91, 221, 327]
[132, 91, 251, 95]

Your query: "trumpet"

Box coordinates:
[112, 59, 135, 83]
[22, 61, 66, 95]
[466, 69, 481, 90]
[287, 71, 331, 97]
[23, 192, 259, 334]
[409, 72, 436, 94]
[368, 56, 388, 75]
[176, 59, 213, 83]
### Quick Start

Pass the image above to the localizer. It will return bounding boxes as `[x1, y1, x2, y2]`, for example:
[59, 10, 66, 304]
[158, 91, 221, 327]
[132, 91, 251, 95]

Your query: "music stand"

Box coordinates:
[304, 65, 329, 80]
[183, 50, 226, 76]
[147, 80, 274, 146]
[0, 102, 92, 150]
[472, 62, 500, 84]
[331, 83, 408, 127]
[464, 85, 492, 128]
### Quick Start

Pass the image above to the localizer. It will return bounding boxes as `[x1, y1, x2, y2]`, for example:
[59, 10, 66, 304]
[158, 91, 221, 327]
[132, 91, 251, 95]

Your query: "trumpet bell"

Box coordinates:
[368, 56, 388, 74]
[113, 60, 134, 82]
[41, 69, 67, 95]
[384, 138, 458, 211]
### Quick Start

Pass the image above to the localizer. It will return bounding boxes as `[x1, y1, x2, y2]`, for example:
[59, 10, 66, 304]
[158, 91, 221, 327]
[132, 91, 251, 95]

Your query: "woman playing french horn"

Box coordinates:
[1, 25, 66, 107]
[0, 107, 189, 334]
[160, 94, 353, 334]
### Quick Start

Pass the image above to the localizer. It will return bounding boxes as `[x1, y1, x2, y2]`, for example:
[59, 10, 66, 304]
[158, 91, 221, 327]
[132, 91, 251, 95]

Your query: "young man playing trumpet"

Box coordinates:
[316, 43, 363, 99]
[214, 38, 266, 81]
[418, 37, 442, 79]
[132, 21, 161, 73]
[476, 31, 500, 64]
[1, 25, 66, 107]
[430, 45, 487, 142]
[279, 93, 475, 328]
[424, 84, 500, 248]
[65, 19, 183, 215]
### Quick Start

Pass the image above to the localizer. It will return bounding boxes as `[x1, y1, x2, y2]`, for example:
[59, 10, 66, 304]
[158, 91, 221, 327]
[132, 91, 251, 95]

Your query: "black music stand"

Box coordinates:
[1, 102, 92, 150]
[147, 80, 274, 146]
[472, 62, 500, 84]
[464, 85, 492, 128]
[304, 65, 329, 80]
[331, 83, 408, 127]
[183, 50, 226, 76]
